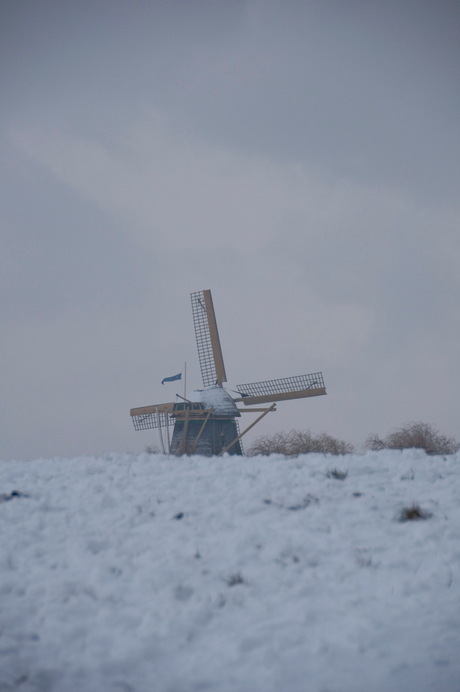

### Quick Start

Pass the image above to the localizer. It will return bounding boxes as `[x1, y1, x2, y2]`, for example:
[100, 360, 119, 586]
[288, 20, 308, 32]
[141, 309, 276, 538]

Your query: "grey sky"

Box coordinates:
[2, 0, 459, 460]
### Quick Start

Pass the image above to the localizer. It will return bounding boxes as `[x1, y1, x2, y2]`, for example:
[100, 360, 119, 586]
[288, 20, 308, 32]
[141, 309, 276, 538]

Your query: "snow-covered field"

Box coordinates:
[1, 450, 459, 692]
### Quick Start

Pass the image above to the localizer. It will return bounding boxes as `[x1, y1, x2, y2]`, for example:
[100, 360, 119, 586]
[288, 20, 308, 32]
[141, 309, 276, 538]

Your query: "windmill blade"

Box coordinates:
[130, 402, 176, 431]
[191, 289, 227, 387]
[234, 372, 326, 406]
[130, 400, 217, 431]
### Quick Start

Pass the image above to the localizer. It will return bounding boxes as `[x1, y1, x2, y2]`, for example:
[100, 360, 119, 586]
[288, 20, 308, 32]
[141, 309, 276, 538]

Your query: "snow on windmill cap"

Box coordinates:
[192, 385, 240, 416]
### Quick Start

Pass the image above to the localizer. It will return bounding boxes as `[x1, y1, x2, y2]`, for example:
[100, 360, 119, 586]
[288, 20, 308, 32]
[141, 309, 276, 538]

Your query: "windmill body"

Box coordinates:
[169, 386, 243, 456]
[130, 290, 326, 456]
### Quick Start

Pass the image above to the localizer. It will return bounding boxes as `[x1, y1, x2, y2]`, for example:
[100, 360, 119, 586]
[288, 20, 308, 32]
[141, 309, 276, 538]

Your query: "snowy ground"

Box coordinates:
[1, 450, 459, 692]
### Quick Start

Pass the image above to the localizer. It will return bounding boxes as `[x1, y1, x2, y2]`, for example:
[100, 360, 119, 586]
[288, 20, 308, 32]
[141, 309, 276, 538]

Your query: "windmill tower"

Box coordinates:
[130, 289, 326, 456]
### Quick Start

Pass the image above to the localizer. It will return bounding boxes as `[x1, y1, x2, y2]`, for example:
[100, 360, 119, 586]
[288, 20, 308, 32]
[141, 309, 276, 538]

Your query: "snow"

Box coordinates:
[1, 450, 459, 692]
[189, 385, 240, 416]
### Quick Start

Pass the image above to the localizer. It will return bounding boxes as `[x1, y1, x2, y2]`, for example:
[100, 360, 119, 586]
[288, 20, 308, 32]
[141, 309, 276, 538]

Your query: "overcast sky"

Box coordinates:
[2, 0, 459, 460]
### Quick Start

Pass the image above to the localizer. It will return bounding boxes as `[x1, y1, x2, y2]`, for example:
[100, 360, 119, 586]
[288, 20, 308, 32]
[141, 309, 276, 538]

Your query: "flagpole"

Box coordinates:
[184, 362, 187, 399]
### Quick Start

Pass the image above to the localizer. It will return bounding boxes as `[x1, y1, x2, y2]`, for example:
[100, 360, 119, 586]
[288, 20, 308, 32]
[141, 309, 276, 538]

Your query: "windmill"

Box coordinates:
[130, 289, 326, 456]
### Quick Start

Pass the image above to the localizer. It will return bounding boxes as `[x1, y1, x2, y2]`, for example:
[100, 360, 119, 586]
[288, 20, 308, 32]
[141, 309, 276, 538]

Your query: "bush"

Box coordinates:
[326, 468, 348, 480]
[247, 429, 354, 457]
[398, 503, 432, 522]
[226, 572, 245, 586]
[366, 421, 459, 456]
[246, 430, 297, 456]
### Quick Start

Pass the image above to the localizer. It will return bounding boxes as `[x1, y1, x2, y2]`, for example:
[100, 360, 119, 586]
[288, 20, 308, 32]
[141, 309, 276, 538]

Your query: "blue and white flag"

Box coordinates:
[161, 372, 182, 385]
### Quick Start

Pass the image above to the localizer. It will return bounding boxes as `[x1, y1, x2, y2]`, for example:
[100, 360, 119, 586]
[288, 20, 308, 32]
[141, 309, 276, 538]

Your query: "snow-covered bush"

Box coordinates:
[325, 467, 348, 480]
[398, 503, 433, 521]
[226, 572, 245, 586]
[247, 429, 354, 456]
[366, 421, 459, 456]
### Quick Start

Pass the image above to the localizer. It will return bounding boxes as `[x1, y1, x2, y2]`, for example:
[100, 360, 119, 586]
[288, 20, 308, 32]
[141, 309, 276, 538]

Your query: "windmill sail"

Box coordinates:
[234, 372, 326, 406]
[130, 402, 176, 430]
[191, 289, 227, 386]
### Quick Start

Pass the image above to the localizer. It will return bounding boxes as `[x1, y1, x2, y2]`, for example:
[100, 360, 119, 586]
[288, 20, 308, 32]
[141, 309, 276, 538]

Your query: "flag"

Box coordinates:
[161, 372, 182, 385]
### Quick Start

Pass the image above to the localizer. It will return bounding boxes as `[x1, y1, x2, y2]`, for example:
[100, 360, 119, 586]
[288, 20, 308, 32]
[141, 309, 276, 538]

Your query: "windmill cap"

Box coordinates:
[192, 385, 240, 417]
